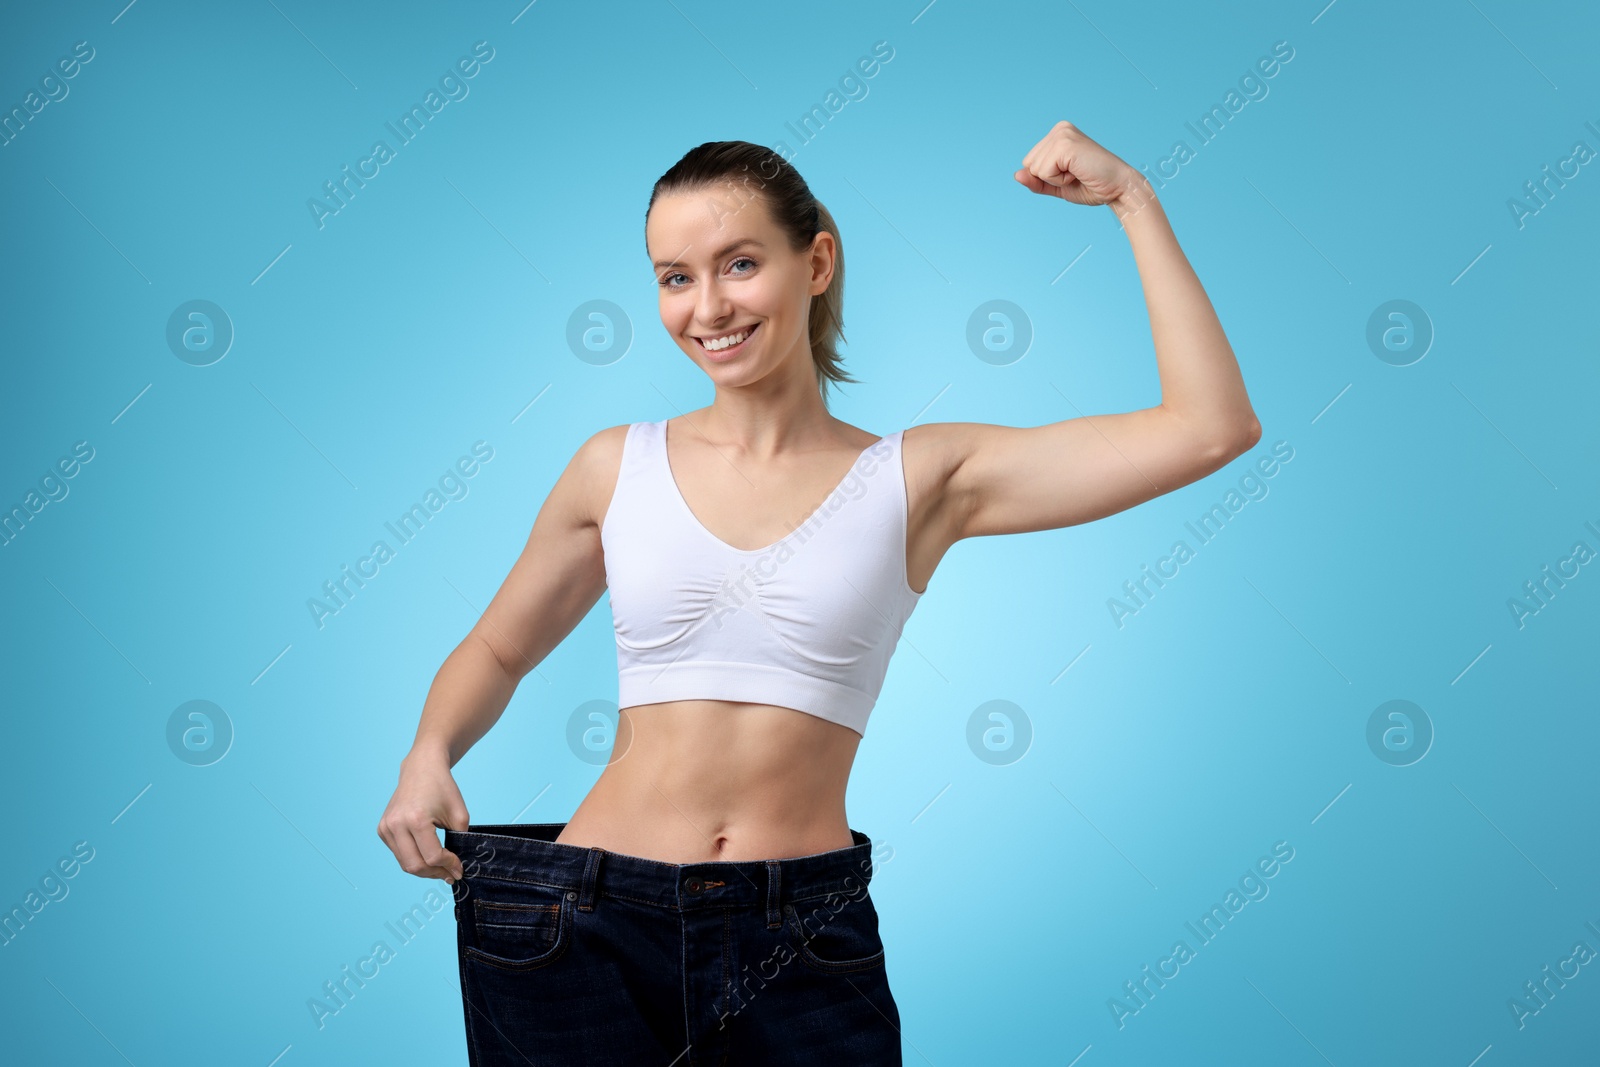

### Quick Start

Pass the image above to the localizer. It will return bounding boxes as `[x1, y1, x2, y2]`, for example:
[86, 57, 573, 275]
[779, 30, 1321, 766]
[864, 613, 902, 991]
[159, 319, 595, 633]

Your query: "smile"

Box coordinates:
[694, 322, 758, 355]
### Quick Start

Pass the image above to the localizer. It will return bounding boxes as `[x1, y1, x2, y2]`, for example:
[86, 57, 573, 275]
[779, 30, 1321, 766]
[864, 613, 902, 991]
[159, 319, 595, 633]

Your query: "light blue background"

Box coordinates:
[3, 0, 1597, 1063]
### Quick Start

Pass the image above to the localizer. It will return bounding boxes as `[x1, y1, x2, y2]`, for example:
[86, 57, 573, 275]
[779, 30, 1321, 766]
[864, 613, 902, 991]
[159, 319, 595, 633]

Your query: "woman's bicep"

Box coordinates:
[941, 408, 1251, 540]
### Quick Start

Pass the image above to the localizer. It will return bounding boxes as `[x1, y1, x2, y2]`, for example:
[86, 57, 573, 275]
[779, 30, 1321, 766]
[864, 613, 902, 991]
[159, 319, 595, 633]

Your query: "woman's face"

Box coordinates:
[646, 183, 832, 387]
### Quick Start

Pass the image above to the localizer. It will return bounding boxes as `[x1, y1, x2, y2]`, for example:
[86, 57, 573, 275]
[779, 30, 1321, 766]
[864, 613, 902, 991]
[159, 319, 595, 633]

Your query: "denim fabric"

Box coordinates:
[442, 822, 903, 1066]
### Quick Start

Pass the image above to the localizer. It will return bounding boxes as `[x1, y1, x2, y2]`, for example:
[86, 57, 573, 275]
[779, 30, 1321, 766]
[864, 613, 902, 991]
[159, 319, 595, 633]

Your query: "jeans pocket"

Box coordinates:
[461, 878, 576, 972]
[783, 895, 886, 975]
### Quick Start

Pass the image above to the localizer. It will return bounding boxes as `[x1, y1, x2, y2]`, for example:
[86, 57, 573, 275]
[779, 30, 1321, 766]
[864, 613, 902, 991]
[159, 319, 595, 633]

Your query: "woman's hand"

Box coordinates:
[1014, 120, 1144, 207]
[377, 751, 470, 882]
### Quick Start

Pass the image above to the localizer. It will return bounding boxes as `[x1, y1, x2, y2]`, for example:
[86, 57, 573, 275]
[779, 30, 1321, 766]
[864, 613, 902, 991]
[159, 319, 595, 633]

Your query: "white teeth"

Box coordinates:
[699, 326, 752, 352]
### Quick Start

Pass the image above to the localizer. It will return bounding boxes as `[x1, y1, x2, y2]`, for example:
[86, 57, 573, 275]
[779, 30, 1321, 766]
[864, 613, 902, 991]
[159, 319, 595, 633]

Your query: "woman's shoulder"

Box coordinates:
[538, 423, 636, 531]
[573, 422, 637, 473]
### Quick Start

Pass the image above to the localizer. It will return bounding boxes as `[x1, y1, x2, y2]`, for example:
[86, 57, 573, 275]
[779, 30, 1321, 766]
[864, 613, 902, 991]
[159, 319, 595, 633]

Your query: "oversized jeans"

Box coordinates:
[444, 822, 903, 1066]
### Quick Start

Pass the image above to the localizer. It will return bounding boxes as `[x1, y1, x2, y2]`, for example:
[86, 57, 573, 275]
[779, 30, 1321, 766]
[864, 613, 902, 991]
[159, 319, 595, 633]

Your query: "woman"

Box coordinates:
[377, 121, 1260, 1065]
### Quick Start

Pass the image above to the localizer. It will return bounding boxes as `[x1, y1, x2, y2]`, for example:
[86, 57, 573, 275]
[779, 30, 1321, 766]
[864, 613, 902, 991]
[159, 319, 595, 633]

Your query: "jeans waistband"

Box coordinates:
[443, 822, 879, 920]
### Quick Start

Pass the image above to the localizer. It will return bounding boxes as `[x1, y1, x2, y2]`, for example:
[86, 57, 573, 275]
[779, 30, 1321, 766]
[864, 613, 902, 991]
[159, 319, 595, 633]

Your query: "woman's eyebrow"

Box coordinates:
[652, 238, 765, 270]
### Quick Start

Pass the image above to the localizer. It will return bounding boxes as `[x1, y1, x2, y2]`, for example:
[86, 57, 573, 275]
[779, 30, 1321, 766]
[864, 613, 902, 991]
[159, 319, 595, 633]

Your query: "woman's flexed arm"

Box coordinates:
[938, 120, 1260, 541]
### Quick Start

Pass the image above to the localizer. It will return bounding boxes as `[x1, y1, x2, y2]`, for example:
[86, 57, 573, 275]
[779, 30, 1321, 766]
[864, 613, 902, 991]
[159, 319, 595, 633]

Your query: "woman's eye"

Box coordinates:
[661, 272, 687, 288]
[730, 257, 756, 274]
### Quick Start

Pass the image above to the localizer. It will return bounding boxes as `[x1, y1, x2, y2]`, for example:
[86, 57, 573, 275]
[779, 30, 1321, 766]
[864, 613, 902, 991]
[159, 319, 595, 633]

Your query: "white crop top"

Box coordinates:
[600, 419, 924, 736]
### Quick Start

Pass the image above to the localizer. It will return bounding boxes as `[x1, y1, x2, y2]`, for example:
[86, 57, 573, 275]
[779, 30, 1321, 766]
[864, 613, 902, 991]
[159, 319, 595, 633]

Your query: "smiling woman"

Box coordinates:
[379, 124, 1260, 1065]
[644, 141, 857, 404]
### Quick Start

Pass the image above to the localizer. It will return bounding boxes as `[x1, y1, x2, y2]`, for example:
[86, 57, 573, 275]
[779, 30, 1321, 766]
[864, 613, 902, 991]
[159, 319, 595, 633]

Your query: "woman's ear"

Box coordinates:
[809, 230, 836, 294]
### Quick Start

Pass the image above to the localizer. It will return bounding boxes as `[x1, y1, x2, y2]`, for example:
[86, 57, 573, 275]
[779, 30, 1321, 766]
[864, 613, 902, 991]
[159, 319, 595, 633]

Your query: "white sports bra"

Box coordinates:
[600, 419, 924, 736]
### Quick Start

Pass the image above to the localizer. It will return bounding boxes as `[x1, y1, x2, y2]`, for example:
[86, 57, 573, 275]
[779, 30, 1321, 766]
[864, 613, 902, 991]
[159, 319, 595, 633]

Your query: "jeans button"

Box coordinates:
[685, 876, 703, 894]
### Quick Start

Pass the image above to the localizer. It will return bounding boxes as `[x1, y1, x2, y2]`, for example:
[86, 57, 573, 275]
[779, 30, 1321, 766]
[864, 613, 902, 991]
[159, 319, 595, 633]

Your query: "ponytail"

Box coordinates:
[806, 198, 854, 399]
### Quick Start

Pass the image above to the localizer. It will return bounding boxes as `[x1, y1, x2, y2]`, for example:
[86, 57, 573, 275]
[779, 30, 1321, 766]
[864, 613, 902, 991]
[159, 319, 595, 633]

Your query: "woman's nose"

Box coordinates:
[696, 282, 733, 324]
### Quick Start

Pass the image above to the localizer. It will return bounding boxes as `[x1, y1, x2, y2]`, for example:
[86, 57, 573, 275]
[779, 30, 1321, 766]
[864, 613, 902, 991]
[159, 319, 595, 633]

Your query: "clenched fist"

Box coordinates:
[1014, 120, 1144, 208]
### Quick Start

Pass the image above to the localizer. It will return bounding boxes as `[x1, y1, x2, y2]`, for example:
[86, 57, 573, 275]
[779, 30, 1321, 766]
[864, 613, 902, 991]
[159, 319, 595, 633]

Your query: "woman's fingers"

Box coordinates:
[1015, 168, 1071, 198]
[378, 811, 456, 881]
[379, 814, 429, 877]
[1014, 169, 1051, 195]
[1017, 120, 1136, 206]
[377, 757, 471, 881]
[410, 818, 465, 882]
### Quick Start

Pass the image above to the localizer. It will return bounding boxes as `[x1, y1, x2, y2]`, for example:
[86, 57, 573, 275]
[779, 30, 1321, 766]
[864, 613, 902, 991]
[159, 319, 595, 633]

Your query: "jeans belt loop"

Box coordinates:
[765, 859, 783, 929]
[579, 847, 604, 912]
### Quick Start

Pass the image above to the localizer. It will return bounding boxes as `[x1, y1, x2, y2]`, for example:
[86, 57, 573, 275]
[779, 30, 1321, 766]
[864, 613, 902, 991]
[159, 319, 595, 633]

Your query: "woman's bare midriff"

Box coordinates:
[553, 699, 862, 863]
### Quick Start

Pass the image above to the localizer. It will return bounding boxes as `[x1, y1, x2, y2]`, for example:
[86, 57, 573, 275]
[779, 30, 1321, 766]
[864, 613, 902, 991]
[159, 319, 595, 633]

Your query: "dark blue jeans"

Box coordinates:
[442, 822, 903, 1066]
